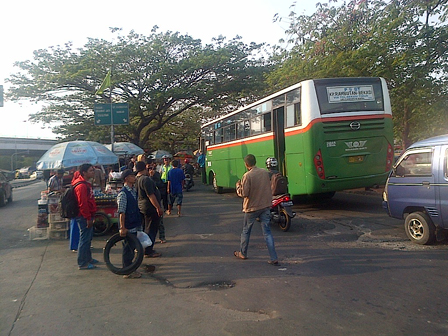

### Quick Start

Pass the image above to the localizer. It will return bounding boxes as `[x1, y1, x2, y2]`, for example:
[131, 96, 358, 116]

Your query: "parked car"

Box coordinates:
[30, 171, 43, 179]
[0, 171, 13, 206]
[383, 134, 448, 245]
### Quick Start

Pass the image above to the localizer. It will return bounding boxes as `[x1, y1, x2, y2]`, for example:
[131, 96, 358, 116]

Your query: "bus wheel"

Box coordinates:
[93, 212, 111, 236]
[213, 174, 223, 194]
[278, 208, 291, 232]
[404, 212, 435, 245]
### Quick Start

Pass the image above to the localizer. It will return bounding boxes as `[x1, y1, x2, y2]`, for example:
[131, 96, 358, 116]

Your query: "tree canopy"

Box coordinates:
[7, 27, 270, 147]
[270, 0, 448, 147]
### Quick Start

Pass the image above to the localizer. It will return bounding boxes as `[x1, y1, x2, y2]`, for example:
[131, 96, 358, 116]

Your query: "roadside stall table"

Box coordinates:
[93, 178, 123, 236]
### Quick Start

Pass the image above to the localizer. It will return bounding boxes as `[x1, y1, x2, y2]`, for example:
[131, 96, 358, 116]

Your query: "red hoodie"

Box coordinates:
[71, 171, 97, 220]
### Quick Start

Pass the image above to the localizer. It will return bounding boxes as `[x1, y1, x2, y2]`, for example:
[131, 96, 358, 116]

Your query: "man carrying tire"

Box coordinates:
[117, 169, 143, 279]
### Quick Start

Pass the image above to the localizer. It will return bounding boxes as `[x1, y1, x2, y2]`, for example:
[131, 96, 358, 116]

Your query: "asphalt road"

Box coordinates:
[1, 180, 448, 335]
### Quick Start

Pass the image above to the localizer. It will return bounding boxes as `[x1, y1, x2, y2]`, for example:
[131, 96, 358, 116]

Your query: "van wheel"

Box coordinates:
[404, 212, 435, 245]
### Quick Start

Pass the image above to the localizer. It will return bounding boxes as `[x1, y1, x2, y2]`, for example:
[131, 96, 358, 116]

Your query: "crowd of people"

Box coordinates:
[49, 151, 282, 277]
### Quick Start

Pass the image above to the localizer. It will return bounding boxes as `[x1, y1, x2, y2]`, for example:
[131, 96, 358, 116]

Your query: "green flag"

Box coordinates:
[95, 71, 111, 95]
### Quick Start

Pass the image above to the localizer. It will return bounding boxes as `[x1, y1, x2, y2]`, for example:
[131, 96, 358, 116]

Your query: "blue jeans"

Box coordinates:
[76, 217, 93, 267]
[240, 208, 278, 262]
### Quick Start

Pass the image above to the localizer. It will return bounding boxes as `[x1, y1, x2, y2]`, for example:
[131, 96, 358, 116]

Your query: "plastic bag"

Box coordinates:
[137, 231, 152, 248]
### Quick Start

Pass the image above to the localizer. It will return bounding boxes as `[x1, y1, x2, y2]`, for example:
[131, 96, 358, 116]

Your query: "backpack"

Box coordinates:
[271, 172, 288, 196]
[60, 181, 86, 218]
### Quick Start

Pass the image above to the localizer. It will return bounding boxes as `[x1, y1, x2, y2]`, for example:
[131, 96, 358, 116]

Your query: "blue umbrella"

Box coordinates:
[36, 141, 119, 170]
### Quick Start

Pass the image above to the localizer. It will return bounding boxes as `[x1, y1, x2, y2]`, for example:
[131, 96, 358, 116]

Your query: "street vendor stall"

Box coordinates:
[29, 141, 120, 241]
[92, 174, 124, 236]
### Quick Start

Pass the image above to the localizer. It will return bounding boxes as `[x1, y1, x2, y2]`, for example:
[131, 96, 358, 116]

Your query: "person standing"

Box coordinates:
[92, 165, 105, 192]
[135, 161, 163, 258]
[159, 155, 172, 214]
[167, 160, 185, 216]
[117, 169, 142, 279]
[47, 169, 64, 193]
[147, 161, 166, 243]
[234, 154, 279, 265]
[197, 151, 206, 184]
[72, 164, 98, 270]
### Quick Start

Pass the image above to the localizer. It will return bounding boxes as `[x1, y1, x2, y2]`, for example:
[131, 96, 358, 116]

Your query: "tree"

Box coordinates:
[6, 28, 270, 146]
[270, 0, 448, 147]
[142, 107, 206, 154]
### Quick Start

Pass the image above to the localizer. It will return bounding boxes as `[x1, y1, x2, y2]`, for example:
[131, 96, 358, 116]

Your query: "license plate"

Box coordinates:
[348, 155, 364, 163]
[281, 201, 293, 207]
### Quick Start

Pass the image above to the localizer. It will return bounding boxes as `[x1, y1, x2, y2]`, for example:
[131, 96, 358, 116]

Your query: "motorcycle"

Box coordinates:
[184, 173, 194, 191]
[270, 193, 295, 232]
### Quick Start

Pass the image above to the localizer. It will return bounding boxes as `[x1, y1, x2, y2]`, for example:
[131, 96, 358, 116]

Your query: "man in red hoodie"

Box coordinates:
[72, 164, 97, 270]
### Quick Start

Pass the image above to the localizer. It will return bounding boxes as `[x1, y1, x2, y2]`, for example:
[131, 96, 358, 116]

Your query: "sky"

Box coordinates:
[0, 0, 319, 140]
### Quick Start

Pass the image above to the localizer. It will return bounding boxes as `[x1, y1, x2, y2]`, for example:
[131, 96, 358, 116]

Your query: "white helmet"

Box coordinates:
[266, 157, 278, 169]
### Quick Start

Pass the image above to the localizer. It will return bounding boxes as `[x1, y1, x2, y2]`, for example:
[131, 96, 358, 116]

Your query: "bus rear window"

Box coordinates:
[315, 78, 384, 114]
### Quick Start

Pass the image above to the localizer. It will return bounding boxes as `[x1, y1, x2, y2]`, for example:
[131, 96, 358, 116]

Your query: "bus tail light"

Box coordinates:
[386, 143, 393, 171]
[314, 150, 325, 179]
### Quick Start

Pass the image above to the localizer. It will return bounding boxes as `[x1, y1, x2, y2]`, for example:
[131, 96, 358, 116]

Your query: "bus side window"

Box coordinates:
[215, 128, 223, 144]
[295, 103, 301, 125]
[286, 102, 301, 127]
[251, 116, 261, 135]
[263, 112, 272, 132]
[224, 124, 236, 142]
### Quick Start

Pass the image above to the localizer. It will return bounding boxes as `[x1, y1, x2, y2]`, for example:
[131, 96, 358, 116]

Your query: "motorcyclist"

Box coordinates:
[266, 157, 279, 178]
[266, 157, 288, 196]
[183, 159, 195, 177]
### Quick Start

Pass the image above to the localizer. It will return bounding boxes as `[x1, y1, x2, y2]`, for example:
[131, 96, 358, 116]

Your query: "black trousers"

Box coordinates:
[141, 211, 161, 255]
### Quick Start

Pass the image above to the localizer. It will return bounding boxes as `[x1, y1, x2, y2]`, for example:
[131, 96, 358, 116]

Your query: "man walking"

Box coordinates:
[159, 155, 172, 214]
[167, 160, 185, 216]
[197, 151, 206, 184]
[234, 154, 279, 265]
[117, 169, 142, 279]
[135, 161, 163, 258]
[72, 164, 98, 270]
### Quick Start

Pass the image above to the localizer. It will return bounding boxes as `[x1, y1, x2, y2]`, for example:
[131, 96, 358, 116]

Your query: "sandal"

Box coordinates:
[123, 271, 142, 279]
[159, 239, 167, 244]
[79, 263, 97, 270]
[233, 251, 247, 260]
[268, 260, 279, 266]
[90, 259, 99, 264]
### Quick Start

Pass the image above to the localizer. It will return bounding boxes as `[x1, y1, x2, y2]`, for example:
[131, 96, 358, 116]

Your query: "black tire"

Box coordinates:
[0, 191, 5, 207]
[93, 212, 112, 236]
[103, 233, 144, 275]
[278, 207, 291, 232]
[404, 212, 436, 245]
[7, 191, 12, 203]
[213, 174, 223, 194]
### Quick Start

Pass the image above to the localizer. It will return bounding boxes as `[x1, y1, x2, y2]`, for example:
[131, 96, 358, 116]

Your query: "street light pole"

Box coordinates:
[11, 150, 29, 171]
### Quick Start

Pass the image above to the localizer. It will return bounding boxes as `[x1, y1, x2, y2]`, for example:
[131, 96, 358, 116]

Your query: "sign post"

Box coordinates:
[0, 85, 4, 107]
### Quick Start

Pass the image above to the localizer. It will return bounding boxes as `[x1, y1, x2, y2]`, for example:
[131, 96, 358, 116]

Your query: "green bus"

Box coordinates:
[200, 77, 394, 197]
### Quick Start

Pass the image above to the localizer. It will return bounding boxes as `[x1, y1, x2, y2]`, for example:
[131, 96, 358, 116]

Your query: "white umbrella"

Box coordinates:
[36, 141, 119, 170]
[151, 150, 171, 159]
[105, 142, 144, 155]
